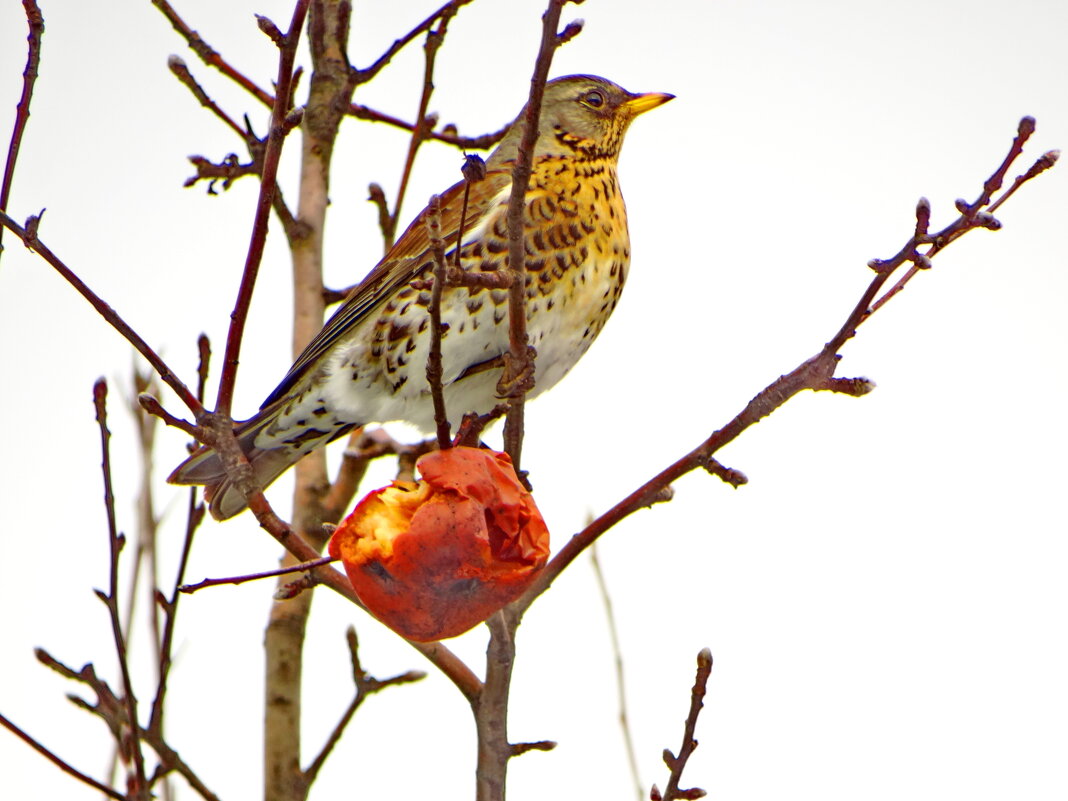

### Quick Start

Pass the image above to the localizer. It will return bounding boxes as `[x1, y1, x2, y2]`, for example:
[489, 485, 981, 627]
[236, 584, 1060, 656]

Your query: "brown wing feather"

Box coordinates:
[260, 167, 512, 409]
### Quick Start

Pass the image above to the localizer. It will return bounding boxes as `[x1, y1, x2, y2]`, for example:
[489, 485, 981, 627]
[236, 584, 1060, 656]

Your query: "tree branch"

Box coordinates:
[0, 0, 43, 264]
[215, 0, 310, 417]
[0, 210, 204, 417]
[651, 649, 712, 801]
[424, 194, 452, 447]
[0, 712, 124, 800]
[301, 627, 426, 786]
[591, 544, 643, 800]
[92, 379, 149, 799]
[384, 7, 456, 248]
[500, 0, 583, 468]
[151, 0, 275, 107]
[349, 0, 472, 85]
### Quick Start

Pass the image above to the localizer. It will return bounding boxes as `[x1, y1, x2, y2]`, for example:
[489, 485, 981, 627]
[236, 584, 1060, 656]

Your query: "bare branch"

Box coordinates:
[179, 556, 337, 594]
[350, 0, 473, 85]
[349, 103, 510, 149]
[500, 0, 583, 468]
[0, 210, 204, 417]
[386, 7, 456, 247]
[590, 545, 643, 800]
[151, 0, 275, 106]
[0, 712, 124, 800]
[138, 393, 197, 437]
[367, 182, 393, 255]
[35, 650, 220, 801]
[183, 154, 257, 193]
[302, 627, 426, 786]
[0, 0, 44, 264]
[147, 489, 205, 732]
[653, 649, 712, 801]
[215, 0, 310, 417]
[92, 380, 149, 798]
[167, 56, 249, 140]
[424, 194, 452, 448]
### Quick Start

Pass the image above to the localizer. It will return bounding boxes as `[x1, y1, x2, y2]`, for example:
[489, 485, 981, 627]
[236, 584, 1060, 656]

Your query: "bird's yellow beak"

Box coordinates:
[624, 91, 675, 116]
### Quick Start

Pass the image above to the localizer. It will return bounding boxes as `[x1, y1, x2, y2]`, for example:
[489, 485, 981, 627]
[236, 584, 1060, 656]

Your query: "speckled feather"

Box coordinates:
[169, 75, 672, 520]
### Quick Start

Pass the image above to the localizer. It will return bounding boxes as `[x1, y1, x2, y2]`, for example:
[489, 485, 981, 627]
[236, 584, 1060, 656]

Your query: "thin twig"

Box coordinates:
[424, 194, 452, 447]
[349, 103, 510, 149]
[143, 734, 220, 801]
[499, 0, 582, 468]
[386, 8, 455, 247]
[92, 380, 149, 798]
[0, 210, 205, 417]
[454, 155, 483, 269]
[149, 337, 208, 760]
[34, 650, 221, 801]
[180, 556, 337, 594]
[137, 392, 198, 437]
[0, 712, 124, 800]
[148, 493, 205, 732]
[0, 0, 44, 264]
[652, 649, 712, 801]
[302, 627, 425, 785]
[590, 544, 643, 801]
[155, 0, 498, 153]
[167, 56, 249, 140]
[349, 0, 472, 85]
[215, 0, 310, 417]
[130, 370, 163, 673]
[367, 182, 394, 255]
[108, 369, 170, 800]
[151, 0, 275, 106]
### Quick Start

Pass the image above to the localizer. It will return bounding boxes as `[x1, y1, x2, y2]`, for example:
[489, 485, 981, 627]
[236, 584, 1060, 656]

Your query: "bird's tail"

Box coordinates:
[168, 406, 354, 521]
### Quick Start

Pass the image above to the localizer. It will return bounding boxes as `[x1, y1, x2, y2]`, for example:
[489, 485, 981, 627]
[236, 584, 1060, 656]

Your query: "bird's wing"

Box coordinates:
[259, 167, 512, 409]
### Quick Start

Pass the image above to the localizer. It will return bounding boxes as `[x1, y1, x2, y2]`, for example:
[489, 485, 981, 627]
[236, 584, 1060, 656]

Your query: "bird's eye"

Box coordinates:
[581, 90, 605, 109]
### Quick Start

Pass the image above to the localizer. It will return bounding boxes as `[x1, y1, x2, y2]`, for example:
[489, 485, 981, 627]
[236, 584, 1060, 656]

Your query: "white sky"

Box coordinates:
[1, 1, 1066, 799]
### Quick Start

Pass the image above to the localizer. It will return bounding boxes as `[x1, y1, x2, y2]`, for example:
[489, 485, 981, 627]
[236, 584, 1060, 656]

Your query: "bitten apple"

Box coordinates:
[329, 447, 550, 641]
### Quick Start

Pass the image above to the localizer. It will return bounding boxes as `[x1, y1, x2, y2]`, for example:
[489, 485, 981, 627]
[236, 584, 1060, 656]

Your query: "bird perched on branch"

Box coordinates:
[169, 74, 673, 520]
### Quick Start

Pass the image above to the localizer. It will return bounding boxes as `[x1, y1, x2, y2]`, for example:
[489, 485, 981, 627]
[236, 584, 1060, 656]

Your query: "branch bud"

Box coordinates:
[255, 15, 285, 46]
[558, 19, 585, 44]
[914, 197, 931, 237]
[1024, 149, 1060, 180]
[283, 107, 305, 131]
[167, 55, 188, 75]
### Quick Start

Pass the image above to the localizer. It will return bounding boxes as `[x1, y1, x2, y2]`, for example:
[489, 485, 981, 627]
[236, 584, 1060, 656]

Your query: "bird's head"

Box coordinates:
[489, 74, 674, 166]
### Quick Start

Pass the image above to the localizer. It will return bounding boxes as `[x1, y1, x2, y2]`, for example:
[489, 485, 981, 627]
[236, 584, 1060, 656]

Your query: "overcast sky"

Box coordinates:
[1, 1, 1066, 799]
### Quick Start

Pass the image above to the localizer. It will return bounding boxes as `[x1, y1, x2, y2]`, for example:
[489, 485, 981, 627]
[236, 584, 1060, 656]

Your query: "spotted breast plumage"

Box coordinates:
[169, 74, 673, 520]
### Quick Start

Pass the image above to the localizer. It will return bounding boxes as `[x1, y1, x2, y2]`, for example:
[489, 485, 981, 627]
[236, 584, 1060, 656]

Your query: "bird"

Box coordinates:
[169, 74, 674, 520]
